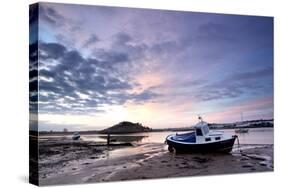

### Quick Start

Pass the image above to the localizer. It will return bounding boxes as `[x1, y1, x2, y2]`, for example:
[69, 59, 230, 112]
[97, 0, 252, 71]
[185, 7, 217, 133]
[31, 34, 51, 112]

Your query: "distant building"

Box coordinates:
[63, 128, 68, 132]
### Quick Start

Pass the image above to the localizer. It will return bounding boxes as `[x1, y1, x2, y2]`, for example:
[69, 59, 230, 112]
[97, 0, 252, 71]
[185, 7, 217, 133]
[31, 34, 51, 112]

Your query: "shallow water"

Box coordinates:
[79, 127, 273, 145]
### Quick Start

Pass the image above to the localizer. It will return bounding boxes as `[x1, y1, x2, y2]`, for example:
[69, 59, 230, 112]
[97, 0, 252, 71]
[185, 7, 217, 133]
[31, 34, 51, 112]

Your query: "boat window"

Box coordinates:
[196, 128, 203, 136]
[205, 138, 211, 142]
[215, 137, 221, 140]
[202, 125, 209, 135]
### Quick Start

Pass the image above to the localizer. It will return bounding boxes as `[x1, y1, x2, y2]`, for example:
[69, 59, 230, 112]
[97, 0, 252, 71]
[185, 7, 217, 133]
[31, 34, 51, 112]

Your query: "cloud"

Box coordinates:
[195, 86, 243, 101]
[197, 22, 234, 42]
[194, 68, 273, 101]
[131, 90, 161, 104]
[83, 34, 100, 47]
[38, 120, 92, 131]
[29, 41, 39, 113]
[34, 41, 160, 114]
[34, 3, 273, 126]
[97, 50, 129, 64]
[89, 32, 151, 80]
[29, 4, 38, 25]
[113, 32, 132, 46]
[227, 67, 273, 81]
[39, 42, 66, 60]
[40, 5, 65, 26]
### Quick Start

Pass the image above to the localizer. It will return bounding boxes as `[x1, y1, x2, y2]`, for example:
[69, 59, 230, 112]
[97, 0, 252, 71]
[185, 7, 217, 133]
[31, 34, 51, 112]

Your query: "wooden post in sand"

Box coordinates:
[107, 134, 110, 146]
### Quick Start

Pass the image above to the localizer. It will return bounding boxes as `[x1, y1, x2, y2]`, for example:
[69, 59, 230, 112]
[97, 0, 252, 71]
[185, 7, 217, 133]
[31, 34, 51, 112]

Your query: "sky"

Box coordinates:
[29, 3, 273, 131]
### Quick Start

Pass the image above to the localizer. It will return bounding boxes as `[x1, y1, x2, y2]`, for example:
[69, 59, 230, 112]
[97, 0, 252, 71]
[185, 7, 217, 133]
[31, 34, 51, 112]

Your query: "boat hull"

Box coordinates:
[166, 136, 236, 153]
[72, 135, 80, 140]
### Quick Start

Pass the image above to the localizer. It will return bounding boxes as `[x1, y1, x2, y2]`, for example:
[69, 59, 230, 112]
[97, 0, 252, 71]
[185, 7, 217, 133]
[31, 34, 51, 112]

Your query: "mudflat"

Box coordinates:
[38, 137, 273, 186]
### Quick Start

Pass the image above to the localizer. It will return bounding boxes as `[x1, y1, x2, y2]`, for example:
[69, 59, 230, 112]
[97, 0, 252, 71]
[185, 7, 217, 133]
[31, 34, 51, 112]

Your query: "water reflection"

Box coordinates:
[98, 135, 147, 143]
[41, 128, 273, 145]
[102, 128, 274, 145]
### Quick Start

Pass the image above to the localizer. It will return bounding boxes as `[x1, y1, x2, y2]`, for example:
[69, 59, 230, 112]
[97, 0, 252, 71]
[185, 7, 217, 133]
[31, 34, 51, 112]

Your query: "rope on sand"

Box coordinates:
[234, 136, 268, 161]
[236, 135, 243, 154]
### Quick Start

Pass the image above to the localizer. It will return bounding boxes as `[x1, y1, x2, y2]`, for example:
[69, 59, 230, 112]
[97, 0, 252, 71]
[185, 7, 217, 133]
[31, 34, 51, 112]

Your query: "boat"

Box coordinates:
[72, 132, 80, 140]
[234, 112, 249, 133]
[235, 128, 249, 133]
[165, 117, 237, 153]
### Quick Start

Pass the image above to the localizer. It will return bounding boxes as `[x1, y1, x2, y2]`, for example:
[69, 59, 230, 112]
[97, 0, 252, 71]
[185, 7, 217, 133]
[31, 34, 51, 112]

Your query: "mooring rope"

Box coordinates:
[232, 135, 245, 155]
[235, 135, 255, 159]
[236, 135, 242, 154]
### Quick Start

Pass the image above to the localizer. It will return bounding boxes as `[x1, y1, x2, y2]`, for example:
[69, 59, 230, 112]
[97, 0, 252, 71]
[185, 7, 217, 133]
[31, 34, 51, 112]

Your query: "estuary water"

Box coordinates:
[80, 127, 273, 145]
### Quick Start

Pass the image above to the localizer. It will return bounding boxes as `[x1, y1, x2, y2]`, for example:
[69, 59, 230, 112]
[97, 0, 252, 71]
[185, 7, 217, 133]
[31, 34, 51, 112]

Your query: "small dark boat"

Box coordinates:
[72, 132, 80, 140]
[166, 117, 237, 153]
[235, 128, 249, 133]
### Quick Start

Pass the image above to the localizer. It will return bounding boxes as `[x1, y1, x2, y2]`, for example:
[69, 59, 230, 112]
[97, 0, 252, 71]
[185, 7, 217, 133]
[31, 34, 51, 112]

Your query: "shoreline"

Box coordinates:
[37, 126, 274, 136]
[39, 138, 273, 186]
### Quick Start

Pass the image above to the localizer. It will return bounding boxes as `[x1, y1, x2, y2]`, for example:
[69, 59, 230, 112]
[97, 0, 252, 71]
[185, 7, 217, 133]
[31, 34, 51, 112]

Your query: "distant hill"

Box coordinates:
[100, 121, 151, 134]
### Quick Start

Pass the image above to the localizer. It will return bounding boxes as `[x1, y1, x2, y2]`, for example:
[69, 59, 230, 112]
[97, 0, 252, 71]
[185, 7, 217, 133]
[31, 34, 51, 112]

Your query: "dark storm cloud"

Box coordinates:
[36, 41, 159, 113]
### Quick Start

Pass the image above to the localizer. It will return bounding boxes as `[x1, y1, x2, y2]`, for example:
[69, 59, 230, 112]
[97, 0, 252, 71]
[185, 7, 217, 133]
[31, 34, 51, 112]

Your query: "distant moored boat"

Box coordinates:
[235, 128, 249, 133]
[72, 132, 80, 140]
[165, 117, 237, 153]
[235, 112, 249, 133]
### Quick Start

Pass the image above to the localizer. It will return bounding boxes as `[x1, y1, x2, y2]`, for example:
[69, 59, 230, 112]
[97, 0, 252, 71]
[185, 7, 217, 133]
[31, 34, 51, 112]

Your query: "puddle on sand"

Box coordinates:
[232, 145, 267, 153]
[231, 145, 273, 169]
[105, 143, 167, 159]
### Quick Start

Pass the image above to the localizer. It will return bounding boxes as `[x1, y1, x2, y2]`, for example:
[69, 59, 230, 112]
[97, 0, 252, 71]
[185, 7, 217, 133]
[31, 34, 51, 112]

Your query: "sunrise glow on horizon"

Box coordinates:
[30, 3, 273, 131]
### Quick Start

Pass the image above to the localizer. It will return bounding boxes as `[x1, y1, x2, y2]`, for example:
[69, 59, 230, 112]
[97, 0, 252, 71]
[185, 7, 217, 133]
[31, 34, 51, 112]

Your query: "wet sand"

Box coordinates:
[38, 136, 273, 186]
[107, 144, 273, 182]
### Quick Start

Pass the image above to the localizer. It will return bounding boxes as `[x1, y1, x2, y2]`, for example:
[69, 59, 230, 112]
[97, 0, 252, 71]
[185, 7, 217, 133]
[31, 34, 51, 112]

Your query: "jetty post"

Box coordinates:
[107, 134, 110, 146]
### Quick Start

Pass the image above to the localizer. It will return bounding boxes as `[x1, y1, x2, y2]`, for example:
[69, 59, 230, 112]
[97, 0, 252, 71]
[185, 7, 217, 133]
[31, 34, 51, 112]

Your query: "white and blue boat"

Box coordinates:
[166, 117, 237, 153]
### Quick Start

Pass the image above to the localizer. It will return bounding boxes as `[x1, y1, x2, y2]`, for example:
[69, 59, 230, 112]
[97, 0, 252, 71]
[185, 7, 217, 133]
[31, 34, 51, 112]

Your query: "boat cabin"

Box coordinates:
[194, 121, 223, 143]
[195, 121, 210, 136]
